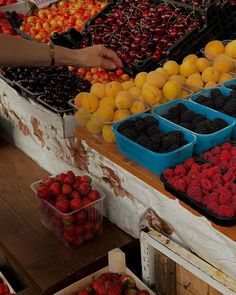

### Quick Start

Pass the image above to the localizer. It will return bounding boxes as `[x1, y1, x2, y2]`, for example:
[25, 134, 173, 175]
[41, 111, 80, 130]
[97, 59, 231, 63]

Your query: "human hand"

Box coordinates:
[74, 45, 123, 70]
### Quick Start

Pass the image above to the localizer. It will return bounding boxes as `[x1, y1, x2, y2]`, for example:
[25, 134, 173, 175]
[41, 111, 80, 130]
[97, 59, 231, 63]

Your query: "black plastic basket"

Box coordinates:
[160, 161, 236, 227]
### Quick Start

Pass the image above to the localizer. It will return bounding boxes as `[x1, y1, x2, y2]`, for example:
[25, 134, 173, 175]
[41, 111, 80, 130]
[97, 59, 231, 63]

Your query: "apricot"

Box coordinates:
[74, 92, 87, 108]
[146, 71, 167, 88]
[128, 87, 142, 97]
[99, 97, 116, 109]
[122, 81, 135, 91]
[225, 40, 236, 58]
[163, 60, 179, 75]
[90, 83, 106, 99]
[155, 67, 169, 79]
[180, 61, 197, 77]
[134, 72, 148, 88]
[183, 54, 198, 64]
[115, 91, 133, 109]
[130, 101, 146, 115]
[218, 72, 233, 84]
[163, 80, 181, 100]
[81, 93, 99, 113]
[142, 84, 162, 105]
[201, 66, 219, 83]
[106, 81, 123, 97]
[213, 57, 234, 73]
[205, 40, 225, 60]
[86, 116, 103, 134]
[185, 73, 204, 91]
[195, 58, 210, 72]
[96, 106, 114, 122]
[204, 81, 218, 89]
[168, 75, 185, 87]
[102, 125, 116, 143]
[113, 109, 131, 122]
[74, 108, 90, 126]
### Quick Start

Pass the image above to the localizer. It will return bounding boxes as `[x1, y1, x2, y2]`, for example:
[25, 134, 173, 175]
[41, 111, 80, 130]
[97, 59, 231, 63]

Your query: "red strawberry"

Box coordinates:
[106, 282, 123, 295]
[74, 235, 84, 246]
[76, 175, 81, 182]
[0, 284, 8, 293]
[57, 194, 67, 202]
[64, 224, 76, 236]
[84, 222, 94, 232]
[62, 184, 73, 195]
[79, 182, 91, 196]
[92, 280, 106, 295]
[56, 199, 70, 213]
[70, 191, 81, 199]
[56, 173, 67, 182]
[119, 274, 136, 288]
[42, 176, 55, 187]
[94, 222, 102, 233]
[82, 198, 93, 207]
[83, 231, 94, 241]
[76, 225, 84, 235]
[71, 198, 83, 211]
[73, 180, 81, 191]
[50, 182, 61, 196]
[78, 290, 89, 295]
[87, 190, 100, 201]
[37, 186, 51, 200]
[67, 170, 75, 180]
[63, 176, 74, 185]
[62, 232, 76, 243]
[62, 215, 75, 225]
[76, 210, 86, 224]
[48, 200, 56, 207]
[80, 175, 92, 183]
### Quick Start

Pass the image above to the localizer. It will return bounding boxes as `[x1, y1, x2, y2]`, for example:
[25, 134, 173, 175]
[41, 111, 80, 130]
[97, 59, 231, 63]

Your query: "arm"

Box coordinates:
[0, 34, 123, 69]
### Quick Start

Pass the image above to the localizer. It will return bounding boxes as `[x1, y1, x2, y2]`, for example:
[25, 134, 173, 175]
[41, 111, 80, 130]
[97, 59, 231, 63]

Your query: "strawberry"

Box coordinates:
[92, 279, 108, 295]
[78, 290, 90, 295]
[62, 215, 75, 225]
[80, 175, 92, 183]
[76, 210, 86, 224]
[73, 180, 81, 191]
[106, 282, 123, 295]
[83, 198, 93, 206]
[94, 222, 102, 233]
[62, 232, 76, 243]
[63, 176, 74, 186]
[119, 274, 136, 288]
[0, 284, 8, 293]
[42, 176, 55, 187]
[87, 190, 100, 201]
[50, 182, 61, 196]
[84, 222, 94, 232]
[79, 182, 91, 196]
[56, 199, 70, 213]
[57, 194, 67, 202]
[37, 186, 51, 200]
[71, 197, 83, 211]
[56, 173, 67, 182]
[83, 231, 94, 241]
[64, 224, 76, 236]
[67, 170, 75, 180]
[62, 184, 73, 195]
[70, 191, 81, 200]
[74, 235, 84, 246]
[76, 225, 84, 235]
[76, 175, 81, 182]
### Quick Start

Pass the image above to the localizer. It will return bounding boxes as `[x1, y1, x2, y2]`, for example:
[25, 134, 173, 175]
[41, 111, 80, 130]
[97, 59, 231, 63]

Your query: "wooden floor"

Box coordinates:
[0, 140, 136, 295]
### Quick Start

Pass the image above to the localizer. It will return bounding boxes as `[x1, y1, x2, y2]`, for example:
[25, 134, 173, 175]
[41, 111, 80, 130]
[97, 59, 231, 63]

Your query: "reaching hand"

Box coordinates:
[74, 45, 123, 70]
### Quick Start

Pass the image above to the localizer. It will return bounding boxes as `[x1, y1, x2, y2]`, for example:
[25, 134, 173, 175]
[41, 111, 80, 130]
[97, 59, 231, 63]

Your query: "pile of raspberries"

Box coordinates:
[194, 89, 236, 118]
[162, 103, 228, 134]
[203, 142, 236, 171]
[163, 158, 236, 218]
[118, 115, 187, 153]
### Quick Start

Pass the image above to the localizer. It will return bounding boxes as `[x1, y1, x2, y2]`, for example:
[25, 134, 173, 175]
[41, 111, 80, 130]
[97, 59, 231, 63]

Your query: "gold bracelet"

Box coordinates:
[48, 41, 55, 66]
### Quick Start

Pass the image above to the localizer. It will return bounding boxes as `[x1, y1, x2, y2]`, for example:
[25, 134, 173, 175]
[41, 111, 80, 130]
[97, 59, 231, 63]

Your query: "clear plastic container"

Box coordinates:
[31, 179, 105, 248]
[38, 95, 74, 114]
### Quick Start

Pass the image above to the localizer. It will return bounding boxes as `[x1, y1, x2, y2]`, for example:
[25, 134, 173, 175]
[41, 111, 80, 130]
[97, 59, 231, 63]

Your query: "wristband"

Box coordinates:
[48, 41, 55, 66]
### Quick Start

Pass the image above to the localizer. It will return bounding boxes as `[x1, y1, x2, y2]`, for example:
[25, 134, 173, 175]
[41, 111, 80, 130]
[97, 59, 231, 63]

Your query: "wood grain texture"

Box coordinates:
[0, 140, 134, 294]
[75, 128, 236, 242]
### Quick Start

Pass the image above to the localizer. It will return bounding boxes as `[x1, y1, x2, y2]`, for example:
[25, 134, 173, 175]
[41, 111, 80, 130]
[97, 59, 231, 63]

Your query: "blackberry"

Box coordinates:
[150, 134, 163, 147]
[195, 121, 210, 134]
[133, 118, 148, 133]
[213, 118, 228, 129]
[135, 136, 150, 148]
[118, 120, 134, 133]
[177, 103, 188, 113]
[230, 91, 236, 99]
[162, 134, 181, 148]
[168, 131, 183, 138]
[143, 116, 157, 126]
[195, 95, 207, 104]
[180, 110, 196, 123]
[214, 96, 226, 110]
[223, 101, 236, 116]
[121, 128, 138, 141]
[166, 143, 182, 152]
[202, 100, 214, 108]
[162, 113, 177, 121]
[147, 125, 160, 136]
[228, 84, 236, 91]
[210, 89, 222, 98]
[168, 106, 180, 118]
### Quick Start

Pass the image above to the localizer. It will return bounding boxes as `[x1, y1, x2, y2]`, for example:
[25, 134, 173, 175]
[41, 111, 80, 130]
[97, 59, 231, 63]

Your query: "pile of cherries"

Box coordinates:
[82, 0, 204, 67]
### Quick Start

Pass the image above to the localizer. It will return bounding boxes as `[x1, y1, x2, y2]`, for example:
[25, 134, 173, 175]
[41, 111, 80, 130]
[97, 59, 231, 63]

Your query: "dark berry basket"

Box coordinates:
[82, 0, 209, 75]
[160, 161, 236, 226]
[15, 80, 45, 101]
[37, 95, 74, 115]
[218, 1, 236, 39]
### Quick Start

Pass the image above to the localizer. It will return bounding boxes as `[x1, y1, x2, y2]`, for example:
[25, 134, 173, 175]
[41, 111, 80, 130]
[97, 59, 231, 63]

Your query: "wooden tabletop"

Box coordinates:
[0, 140, 135, 295]
[75, 128, 236, 243]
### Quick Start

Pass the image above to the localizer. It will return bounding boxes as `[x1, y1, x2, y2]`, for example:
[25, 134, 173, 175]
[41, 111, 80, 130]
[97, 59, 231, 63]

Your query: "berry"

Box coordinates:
[70, 198, 83, 211]
[207, 201, 219, 213]
[187, 185, 203, 203]
[56, 199, 70, 213]
[217, 205, 234, 217]
[37, 186, 51, 200]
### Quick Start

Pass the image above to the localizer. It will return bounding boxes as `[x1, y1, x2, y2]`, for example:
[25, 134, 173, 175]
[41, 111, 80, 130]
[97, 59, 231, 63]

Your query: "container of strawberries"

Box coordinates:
[31, 171, 105, 248]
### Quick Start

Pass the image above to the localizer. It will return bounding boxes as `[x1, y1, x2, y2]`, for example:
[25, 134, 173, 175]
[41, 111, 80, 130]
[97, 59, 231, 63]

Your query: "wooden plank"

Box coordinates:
[75, 128, 236, 242]
[154, 251, 176, 295]
[209, 286, 223, 295]
[176, 264, 208, 295]
[176, 283, 195, 295]
[0, 199, 72, 293]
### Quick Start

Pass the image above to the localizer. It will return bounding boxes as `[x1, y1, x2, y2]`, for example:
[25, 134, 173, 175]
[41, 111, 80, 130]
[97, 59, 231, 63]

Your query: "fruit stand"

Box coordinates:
[1, 0, 236, 294]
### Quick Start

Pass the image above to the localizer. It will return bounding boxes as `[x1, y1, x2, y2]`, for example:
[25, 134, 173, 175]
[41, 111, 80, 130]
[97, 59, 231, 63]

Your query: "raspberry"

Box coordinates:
[213, 182, 223, 191]
[187, 170, 200, 180]
[224, 182, 234, 192]
[217, 205, 234, 217]
[207, 201, 219, 213]
[219, 194, 232, 205]
[231, 147, 236, 156]
[184, 158, 195, 169]
[221, 142, 232, 150]
[205, 167, 217, 179]
[220, 150, 231, 161]
[232, 201, 236, 212]
[202, 196, 211, 206]
[200, 179, 213, 191]
[191, 163, 202, 172]
[228, 167, 236, 174]
[174, 164, 187, 176]
[189, 180, 200, 187]
[174, 179, 187, 192]
[211, 146, 221, 155]
[233, 195, 236, 202]
[223, 172, 235, 183]
[202, 163, 212, 170]
[218, 187, 232, 198]
[208, 192, 219, 203]
[219, 160, 229, 170]
[203, 151, 211, 160]
[187, 185, 203, 203]
[163, 168, 174, 180]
